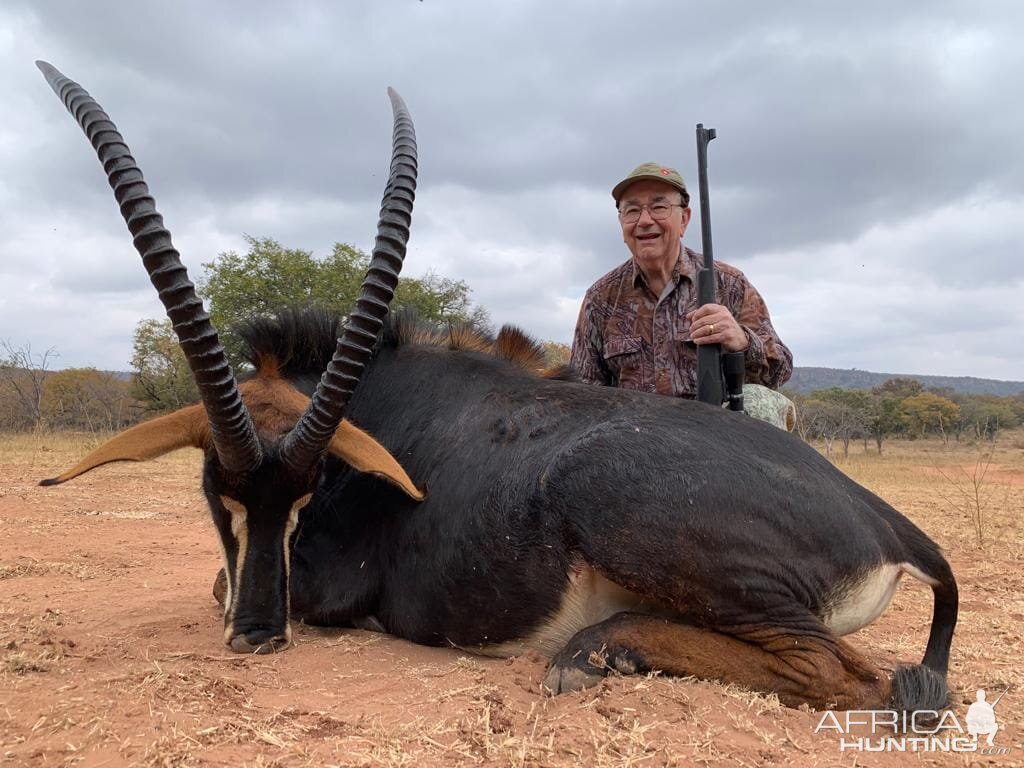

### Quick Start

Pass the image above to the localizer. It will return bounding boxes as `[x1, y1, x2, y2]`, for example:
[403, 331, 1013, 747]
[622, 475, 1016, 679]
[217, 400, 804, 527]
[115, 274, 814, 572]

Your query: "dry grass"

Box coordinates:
[0, 608, 76, 679]
[0, 428, 200, 473]
[0, 560, 95, 581]
[0, 429, 204, 529]
[817, 429, 1024, 553]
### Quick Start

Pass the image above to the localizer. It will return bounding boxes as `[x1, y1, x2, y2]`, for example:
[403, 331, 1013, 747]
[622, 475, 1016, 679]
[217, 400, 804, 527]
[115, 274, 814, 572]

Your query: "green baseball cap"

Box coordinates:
[612, 162, 689, 207]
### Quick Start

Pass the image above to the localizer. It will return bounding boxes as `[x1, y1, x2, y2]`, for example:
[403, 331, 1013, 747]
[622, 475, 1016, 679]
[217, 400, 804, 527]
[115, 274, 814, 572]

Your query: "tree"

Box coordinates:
[42, 368, 136, 431]
[198, 236, 489, 368]
[0, 341, 59, 430]
[541, 341, 571, 369]
[865, 393, 903, 454]
[805, 388, 869, 458]
[130, 319, 200, 413]
[960, 395, 1019, 442]
[798, 399, 842, 457]
[876, 377, 924, 400]
[394, 271, 490, 330]
[1011, 394, 1024, 425]
[901, 392, 960, 443]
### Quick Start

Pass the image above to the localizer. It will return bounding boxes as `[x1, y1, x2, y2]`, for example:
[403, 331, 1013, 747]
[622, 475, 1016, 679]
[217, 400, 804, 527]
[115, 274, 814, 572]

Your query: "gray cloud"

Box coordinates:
[2, 1, 1022, 380]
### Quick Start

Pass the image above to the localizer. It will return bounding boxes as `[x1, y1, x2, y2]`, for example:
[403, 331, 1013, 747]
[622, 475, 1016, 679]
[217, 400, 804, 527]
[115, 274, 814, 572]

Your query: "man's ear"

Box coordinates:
[40, 405, 210, 486]
[327, 420, 425, 501]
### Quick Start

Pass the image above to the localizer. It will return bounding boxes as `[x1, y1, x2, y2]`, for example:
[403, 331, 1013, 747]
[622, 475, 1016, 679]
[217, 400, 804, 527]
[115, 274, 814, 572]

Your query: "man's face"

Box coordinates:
[618, 179, 691, 275]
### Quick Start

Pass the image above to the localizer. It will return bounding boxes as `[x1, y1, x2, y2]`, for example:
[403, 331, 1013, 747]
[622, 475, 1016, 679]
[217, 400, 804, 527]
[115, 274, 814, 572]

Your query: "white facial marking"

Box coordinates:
[281, 493, 312, 642]
[219, 496, 248, 642]
[214, 535, 233, 614]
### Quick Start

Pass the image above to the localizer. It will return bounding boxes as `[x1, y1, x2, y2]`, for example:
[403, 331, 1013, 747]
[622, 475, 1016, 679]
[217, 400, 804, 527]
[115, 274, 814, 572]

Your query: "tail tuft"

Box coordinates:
[889, 665, 949, 712]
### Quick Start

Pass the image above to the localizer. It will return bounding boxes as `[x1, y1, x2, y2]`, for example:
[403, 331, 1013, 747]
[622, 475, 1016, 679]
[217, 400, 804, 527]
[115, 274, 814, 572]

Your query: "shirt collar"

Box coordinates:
[629, 245, 701, 290]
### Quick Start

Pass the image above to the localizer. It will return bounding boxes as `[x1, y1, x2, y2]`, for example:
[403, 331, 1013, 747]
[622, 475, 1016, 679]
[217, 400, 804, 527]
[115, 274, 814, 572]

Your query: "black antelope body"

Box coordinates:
[40, 62, 957, 713]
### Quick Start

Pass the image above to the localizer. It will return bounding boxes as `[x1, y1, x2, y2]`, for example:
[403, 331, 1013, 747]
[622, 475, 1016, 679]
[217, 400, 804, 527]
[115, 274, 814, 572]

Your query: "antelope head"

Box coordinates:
[37, 61, 423, 653]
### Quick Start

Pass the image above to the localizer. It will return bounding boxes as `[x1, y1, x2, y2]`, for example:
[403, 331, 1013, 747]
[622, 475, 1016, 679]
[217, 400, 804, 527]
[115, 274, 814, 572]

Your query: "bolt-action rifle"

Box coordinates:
[695, 124, 745, 411]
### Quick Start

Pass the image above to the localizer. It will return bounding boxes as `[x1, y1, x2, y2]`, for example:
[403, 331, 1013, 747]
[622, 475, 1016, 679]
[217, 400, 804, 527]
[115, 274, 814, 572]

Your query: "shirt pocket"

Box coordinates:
[602, 334, 645, 389]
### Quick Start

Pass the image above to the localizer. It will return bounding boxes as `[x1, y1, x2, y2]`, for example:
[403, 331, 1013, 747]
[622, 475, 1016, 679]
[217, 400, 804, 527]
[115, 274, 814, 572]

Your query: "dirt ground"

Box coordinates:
[1, 430, 1022, 767]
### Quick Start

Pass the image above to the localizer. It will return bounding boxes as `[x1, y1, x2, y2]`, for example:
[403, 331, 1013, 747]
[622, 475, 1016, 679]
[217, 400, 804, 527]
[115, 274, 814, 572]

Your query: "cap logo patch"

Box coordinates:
[660, 168, 671, 175]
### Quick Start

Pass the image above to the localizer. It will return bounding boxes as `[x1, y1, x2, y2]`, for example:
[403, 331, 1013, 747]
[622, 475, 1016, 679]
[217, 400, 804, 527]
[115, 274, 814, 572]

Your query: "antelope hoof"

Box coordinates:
[228, 631, 290, 654]
[544, 636, 643, 694]
[543, 662, 605, 694]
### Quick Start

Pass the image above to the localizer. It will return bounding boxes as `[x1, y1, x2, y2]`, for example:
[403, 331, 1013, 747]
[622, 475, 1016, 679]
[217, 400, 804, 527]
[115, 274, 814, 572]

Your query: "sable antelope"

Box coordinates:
[39, 62, 957, 713]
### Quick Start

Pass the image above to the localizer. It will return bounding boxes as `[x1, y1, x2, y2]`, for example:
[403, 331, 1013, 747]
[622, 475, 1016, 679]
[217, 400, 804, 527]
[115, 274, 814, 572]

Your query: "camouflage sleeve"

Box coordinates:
[570, 290, 613, 386]
[721, 270, 793, 389]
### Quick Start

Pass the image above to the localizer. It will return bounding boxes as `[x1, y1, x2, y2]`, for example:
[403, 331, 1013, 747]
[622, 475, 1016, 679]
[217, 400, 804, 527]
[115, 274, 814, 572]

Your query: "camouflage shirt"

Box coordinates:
[570, 247, 792, 398]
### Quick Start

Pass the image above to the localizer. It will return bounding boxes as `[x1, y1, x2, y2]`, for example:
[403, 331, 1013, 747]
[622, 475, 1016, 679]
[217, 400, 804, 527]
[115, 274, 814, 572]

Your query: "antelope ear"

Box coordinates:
[39, 405, 210, 486]
[327, 420, 425, 501]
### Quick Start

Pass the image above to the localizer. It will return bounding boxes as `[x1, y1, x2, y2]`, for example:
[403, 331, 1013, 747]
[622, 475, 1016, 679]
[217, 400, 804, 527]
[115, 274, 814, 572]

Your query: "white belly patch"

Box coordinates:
[472, 565, 660, 658]
[822, 562, 936, 636]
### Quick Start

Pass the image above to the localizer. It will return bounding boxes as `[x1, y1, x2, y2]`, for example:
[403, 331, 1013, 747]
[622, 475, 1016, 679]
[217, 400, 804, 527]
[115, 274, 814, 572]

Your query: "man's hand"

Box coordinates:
[686, 304, 748, 352]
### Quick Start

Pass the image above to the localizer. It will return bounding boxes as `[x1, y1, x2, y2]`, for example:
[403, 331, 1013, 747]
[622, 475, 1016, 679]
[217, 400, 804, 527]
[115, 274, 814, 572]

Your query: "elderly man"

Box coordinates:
[571, 162, 792, 400]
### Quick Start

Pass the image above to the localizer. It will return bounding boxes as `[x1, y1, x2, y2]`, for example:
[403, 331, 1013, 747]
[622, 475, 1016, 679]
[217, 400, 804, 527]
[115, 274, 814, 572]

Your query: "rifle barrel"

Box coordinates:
[696, 124, 717, 292]
[695, 123, 724, 406]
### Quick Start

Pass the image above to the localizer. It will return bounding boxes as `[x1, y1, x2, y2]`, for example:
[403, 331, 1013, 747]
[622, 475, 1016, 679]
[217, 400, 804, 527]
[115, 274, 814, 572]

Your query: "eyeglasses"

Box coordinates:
[617, 202, 684, 225]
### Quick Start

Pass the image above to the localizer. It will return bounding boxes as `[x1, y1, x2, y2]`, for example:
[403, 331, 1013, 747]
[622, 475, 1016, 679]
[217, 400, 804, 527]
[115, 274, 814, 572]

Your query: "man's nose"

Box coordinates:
[635, 206, 657, 226]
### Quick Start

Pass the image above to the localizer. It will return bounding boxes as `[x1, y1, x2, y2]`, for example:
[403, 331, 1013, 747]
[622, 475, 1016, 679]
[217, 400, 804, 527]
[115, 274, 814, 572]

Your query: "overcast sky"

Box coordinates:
[2, 1, 1022, 381]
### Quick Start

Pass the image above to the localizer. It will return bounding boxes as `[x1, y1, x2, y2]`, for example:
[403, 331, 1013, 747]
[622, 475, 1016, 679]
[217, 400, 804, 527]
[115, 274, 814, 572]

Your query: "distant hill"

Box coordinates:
[788, 367, 1024, 396]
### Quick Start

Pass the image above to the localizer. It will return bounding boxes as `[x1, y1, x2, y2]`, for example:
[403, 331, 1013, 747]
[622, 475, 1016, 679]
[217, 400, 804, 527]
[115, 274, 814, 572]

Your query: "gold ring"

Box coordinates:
[709, 324, 715, 334]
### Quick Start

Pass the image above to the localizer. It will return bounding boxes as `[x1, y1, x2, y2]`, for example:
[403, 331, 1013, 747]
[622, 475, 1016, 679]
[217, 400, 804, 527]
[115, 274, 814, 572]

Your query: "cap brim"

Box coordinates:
[612, 175, 689, 204]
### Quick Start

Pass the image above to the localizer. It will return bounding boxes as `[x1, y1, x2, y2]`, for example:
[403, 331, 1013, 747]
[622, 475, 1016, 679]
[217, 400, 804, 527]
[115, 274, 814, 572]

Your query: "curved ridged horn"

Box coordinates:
[280, 88, 417, 475]
[37, 61, 262, 475]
